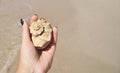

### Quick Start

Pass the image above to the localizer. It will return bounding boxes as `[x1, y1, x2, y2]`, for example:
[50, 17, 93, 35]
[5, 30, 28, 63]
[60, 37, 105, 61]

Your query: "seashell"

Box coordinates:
[29, 19, 52, 49]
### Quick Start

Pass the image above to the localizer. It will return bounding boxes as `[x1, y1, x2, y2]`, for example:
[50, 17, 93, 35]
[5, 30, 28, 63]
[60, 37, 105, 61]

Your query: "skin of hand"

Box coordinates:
[16, 15, 58, 73]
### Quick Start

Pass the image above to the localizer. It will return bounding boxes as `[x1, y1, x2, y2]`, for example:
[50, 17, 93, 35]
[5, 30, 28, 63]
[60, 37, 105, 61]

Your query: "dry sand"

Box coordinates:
[0, 0, 120, 73]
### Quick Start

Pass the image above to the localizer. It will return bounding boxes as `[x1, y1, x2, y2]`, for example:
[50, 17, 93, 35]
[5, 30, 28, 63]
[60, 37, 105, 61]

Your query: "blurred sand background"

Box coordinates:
[0, 0, 120, 73]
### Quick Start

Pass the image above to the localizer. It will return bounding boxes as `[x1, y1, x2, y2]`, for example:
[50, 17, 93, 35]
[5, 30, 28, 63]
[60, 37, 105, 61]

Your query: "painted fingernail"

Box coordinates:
[20, 18, 24, 25]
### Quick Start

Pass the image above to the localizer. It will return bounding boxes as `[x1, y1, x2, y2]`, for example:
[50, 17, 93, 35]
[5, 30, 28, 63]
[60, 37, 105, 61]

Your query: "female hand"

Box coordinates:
[16, 15, 58, 73]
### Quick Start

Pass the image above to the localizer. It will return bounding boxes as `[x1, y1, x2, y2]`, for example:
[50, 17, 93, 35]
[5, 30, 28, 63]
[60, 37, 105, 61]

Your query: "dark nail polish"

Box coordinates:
[20, 18, 24, 25]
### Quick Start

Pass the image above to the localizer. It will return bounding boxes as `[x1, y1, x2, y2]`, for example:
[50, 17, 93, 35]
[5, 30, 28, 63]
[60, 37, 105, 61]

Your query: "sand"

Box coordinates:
[0, 0, 120, 73]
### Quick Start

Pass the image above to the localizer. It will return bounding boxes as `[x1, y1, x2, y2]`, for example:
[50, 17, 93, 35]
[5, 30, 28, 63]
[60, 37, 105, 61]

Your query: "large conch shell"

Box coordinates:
[29, 19, 52, 49]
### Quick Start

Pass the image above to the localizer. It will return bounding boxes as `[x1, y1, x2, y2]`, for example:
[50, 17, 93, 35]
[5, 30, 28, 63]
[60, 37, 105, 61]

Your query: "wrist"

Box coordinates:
[16, 61, 33, 73]
[16, 61, 47, 73]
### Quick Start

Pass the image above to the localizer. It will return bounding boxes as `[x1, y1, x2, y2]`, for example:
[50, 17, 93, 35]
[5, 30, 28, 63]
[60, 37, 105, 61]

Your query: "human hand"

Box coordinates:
[16, 15, 58, 73]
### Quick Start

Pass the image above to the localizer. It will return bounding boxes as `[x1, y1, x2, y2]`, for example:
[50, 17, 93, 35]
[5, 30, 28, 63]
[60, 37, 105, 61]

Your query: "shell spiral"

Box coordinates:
[29, 19, 52, 49]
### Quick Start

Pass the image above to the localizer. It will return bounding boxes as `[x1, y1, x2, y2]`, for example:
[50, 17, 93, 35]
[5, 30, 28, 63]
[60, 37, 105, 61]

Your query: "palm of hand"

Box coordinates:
[21, 40, 56, 73]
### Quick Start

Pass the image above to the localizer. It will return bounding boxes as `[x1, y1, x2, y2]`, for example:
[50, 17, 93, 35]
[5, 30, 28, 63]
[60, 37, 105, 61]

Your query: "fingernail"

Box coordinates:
[55, 26, 58, 29]
[34, 14, 38, 16]
[20, 18, 24, 25]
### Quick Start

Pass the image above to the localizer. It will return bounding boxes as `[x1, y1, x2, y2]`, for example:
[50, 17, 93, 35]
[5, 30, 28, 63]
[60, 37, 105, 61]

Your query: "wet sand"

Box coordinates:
[0, 0, 120, 73]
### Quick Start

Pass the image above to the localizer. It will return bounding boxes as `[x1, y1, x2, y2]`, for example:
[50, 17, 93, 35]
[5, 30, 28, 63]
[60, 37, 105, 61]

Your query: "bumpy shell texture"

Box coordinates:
[29, 19, 52, 49]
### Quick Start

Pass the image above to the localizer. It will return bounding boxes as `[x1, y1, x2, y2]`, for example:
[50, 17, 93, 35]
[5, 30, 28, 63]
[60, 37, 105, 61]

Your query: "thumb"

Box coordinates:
[21, 19, 31, 43]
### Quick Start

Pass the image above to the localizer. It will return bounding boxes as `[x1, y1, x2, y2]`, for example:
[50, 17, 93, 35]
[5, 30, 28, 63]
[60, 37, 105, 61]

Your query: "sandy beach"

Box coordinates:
[0, 0, 120, 73]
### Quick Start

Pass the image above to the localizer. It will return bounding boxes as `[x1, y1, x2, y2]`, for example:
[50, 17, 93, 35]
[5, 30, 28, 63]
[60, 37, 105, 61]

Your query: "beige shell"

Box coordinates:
[29, 19, 52, 49]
